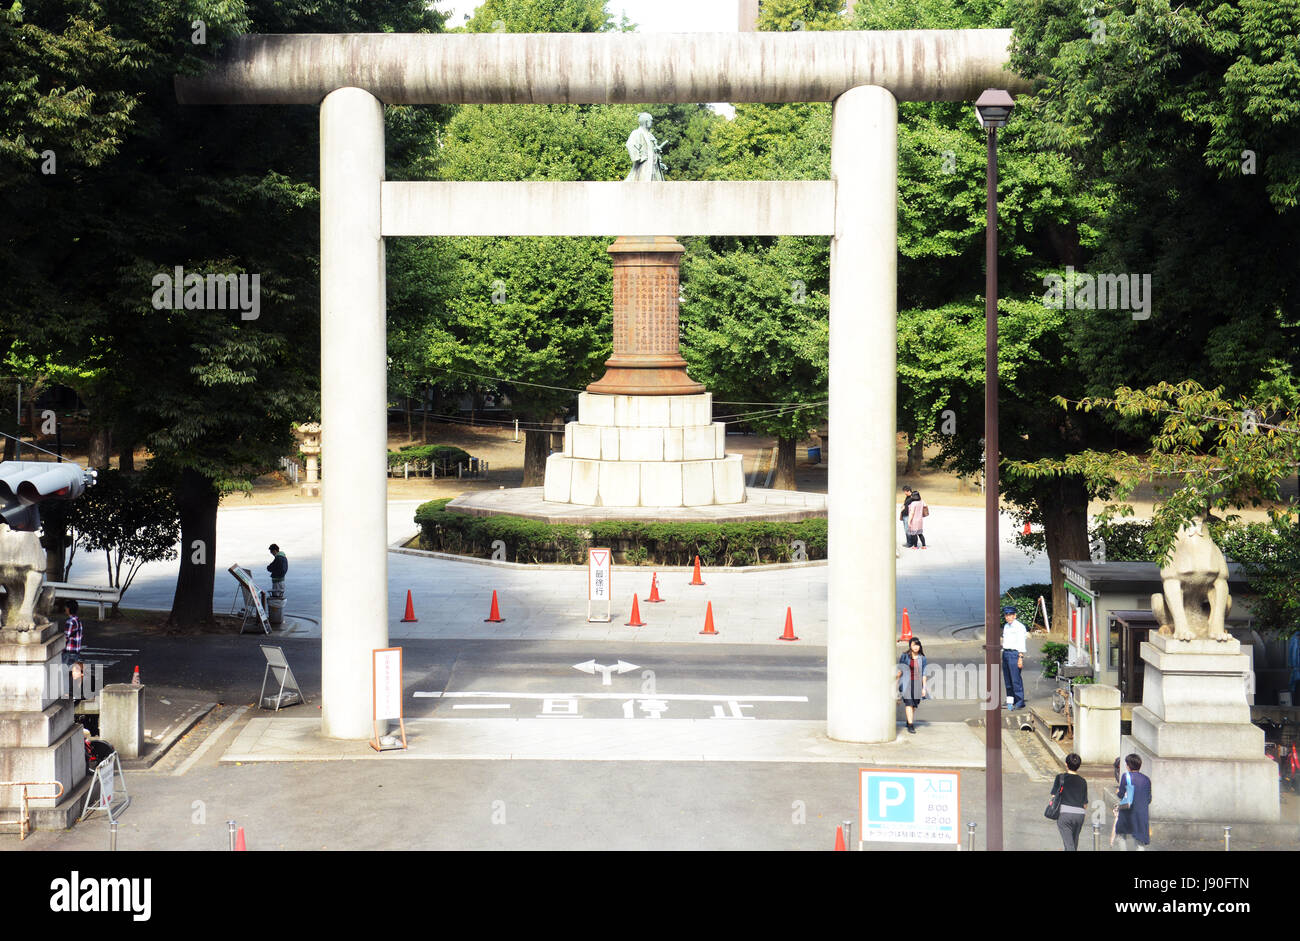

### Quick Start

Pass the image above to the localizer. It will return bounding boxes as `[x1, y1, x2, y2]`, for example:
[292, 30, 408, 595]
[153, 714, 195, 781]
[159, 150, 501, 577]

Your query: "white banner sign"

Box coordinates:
[373, 647, 403, 722]
[859, 768, 960, 845]
[588, 548, 612, 602]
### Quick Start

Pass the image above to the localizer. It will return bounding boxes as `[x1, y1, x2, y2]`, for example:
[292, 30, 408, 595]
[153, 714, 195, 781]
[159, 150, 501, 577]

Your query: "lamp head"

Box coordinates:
[975, 89, 1015, 129]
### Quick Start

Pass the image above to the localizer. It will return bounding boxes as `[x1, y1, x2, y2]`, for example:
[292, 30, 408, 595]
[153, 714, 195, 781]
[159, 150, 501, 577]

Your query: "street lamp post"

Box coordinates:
[976, 87, 1014, 853]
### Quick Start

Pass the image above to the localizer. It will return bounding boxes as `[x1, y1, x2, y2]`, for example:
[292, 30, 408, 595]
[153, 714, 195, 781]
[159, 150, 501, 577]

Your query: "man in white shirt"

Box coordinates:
[1001, 605, 1027, 710]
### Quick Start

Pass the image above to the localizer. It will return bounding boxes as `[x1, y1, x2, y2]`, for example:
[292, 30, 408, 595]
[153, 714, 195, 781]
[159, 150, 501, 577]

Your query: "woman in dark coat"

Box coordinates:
[1115, 753, 1152, 850]
[895, 637, 928, 734]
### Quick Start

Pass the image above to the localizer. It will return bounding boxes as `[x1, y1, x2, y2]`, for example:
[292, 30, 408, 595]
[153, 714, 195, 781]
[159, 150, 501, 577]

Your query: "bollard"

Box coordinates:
[109, 820, 118, 852]
[841, 820, 852, 849]
[513, 418, 519, 442]
[228, 820, 237, 851]
[1092, 821, 1100, 852]
[966, 821, 977, 852]
[1224, 826, 1231, 852]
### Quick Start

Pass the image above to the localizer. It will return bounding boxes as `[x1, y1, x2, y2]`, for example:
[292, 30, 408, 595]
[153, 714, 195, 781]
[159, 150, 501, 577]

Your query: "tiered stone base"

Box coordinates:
[1124, 632, 1278, 822]
[543, 392, 745, 508]
[0, 623, 90, 830]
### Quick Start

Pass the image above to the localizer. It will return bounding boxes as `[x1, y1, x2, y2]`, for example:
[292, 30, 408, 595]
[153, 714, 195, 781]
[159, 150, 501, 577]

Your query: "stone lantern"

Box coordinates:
[293, 422, 322, 496]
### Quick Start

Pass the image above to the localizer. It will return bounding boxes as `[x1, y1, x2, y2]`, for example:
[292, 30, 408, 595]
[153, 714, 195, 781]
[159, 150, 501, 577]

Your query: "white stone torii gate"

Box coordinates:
[177, 31, 1029, 742]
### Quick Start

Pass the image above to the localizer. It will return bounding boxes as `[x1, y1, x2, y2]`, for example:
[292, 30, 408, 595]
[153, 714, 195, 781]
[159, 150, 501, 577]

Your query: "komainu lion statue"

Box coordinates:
[1150, 517, 1232, 641]
[0, 521, 51, 631]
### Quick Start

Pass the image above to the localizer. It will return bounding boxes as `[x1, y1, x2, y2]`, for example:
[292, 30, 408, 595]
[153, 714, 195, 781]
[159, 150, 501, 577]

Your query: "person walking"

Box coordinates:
[900, 486, 927, 549]
[1001, 605, 1027, 710]
[895, 637, 928, 734]
[1050, 753, 1089, 850]
[61, 599, 83, 688]
[1114, 753, 1152, 851]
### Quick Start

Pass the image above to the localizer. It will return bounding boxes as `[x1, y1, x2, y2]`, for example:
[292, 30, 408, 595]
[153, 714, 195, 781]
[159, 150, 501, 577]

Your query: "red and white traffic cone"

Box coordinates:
[778, 607, 799, 642]
[646, 573, 664, 603]
[689, 556, 705, 586]
[400, 590, 418, 623]
[900, 608, 912, 643]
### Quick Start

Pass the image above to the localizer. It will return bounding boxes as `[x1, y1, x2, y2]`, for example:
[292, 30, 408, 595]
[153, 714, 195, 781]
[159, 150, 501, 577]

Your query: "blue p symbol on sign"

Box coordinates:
[868, 776, 914, 822]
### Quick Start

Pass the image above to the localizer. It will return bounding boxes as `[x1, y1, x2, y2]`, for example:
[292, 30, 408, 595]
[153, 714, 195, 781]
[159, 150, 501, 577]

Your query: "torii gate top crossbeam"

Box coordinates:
[174, 30, 1028, 106]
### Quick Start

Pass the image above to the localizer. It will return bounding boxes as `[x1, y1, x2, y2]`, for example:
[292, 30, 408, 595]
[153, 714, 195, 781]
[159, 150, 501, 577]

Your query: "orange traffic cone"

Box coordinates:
[1023, 521, 1032, 536]
[900, 608, 912, 643]
[646, 573, 664, 603]
[235, 827, 247, 851]
[131, 666, 140, 686]
[484, 590, 505, 623]
[689, 556, 705, 586]
[700, 601, 718, 635]
[779, 607, 799, 641]
[833, 825, 847, 852]
[400, 590, 418, 623]
[625, 594, 645, 627]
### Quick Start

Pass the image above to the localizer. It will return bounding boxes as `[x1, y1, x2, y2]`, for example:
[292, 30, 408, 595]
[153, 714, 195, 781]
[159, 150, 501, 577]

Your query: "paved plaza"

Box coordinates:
[65, 497, 1050, 645]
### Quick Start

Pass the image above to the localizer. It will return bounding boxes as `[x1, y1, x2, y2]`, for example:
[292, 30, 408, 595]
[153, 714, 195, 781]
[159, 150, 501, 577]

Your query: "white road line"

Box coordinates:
[172, 706, 250, 777]
[451, 704, 511, 710]
[414, 691, 809, 703]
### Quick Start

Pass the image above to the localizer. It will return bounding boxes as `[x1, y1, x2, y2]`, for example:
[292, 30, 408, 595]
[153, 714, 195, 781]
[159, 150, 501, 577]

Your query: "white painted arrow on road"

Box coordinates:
[573, 659, 640, 686]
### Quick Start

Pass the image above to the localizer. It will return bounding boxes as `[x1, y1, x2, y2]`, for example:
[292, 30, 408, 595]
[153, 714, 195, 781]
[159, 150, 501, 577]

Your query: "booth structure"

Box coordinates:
[177, 30, 1031, 741]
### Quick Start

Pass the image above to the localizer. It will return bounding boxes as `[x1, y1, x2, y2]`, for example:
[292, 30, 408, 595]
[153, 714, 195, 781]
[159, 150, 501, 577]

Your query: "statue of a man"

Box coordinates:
[625, 112, 666, 182]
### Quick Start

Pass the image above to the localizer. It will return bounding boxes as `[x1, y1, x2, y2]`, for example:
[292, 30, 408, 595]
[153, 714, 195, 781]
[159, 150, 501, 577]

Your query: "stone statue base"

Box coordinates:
[0, 624, 91, 830]
[1124, 632, 1278, 822]
[543, 392, 745, 507]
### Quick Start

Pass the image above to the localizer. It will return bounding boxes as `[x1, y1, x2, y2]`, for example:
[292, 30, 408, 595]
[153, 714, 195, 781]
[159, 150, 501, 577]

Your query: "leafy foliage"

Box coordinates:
[414, 498, 827, 565]
[71, 469, 179, 608]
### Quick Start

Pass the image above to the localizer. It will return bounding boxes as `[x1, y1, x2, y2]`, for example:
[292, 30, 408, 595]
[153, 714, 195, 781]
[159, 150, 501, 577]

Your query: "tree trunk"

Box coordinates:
[405, 396, 413, 443]
[119, 441, 134, 473]
[903, 436, 925, 475]
[773, 435, 798, 490]
[522, 427, 550, 487]
[421, 383, 429, 442]
[1036, 475, 1091, 636]
[42, 521, 67, 583]
[88, 426, 111, 469]
[167, 468, 219, 629]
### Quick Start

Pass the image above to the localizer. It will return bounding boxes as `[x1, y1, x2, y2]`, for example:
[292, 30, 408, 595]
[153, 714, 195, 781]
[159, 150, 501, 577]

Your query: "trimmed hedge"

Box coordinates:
[387, 445, 473, 469]
[414, 498, 827, 565]
[1001, 583, 1054, 630]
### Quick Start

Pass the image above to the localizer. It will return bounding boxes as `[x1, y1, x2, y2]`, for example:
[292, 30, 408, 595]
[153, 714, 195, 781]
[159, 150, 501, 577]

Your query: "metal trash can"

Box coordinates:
[268, 582, 285, 626]
[807, 446, 821, 464]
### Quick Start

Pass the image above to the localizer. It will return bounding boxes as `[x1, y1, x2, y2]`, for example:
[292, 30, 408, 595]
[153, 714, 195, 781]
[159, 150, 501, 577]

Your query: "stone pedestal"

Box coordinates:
[1074, 683, 1121, 765]
[544, 392, 745, 507]
[100, 684, 144, 759]
[0, 623, 89, 829]
[1124, 632, 1278, 822]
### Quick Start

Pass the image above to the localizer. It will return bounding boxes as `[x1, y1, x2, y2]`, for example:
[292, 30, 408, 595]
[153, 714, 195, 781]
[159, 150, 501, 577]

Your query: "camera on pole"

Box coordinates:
[0, 461, 97, 531]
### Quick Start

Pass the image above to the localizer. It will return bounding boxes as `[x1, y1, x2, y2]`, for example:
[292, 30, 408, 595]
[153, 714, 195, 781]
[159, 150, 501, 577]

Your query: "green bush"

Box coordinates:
[413, 499, 828, 565]
[387, 445, 472, 469]
[1001, 583, 1053, 630]
[1040, 641, 1069, 678]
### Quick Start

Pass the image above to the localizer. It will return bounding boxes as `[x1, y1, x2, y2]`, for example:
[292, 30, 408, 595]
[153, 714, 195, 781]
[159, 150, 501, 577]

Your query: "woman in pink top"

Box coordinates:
[905, 491, 927, 549]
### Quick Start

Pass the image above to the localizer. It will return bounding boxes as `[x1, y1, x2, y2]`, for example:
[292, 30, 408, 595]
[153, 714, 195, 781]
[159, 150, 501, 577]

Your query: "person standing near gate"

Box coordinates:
[267, 544, 288, 588]
[1001, 605, 1027, 710]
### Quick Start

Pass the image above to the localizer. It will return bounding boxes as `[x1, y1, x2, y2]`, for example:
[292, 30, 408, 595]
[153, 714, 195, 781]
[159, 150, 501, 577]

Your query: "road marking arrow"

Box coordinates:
[572, 659, 641, 686]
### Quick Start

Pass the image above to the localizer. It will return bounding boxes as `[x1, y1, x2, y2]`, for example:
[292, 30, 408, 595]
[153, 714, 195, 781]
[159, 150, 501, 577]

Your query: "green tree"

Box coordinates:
[1, 0, 447, 626]
[70, 469, 180, 614]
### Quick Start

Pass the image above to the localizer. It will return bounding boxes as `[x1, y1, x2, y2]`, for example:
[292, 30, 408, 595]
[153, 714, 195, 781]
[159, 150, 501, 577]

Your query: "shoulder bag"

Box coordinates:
[1044, 775, 1064, 820]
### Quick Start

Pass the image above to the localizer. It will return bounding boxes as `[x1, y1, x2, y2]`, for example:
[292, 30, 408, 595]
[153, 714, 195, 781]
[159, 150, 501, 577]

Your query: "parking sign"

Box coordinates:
[859, 769, 960, 845]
